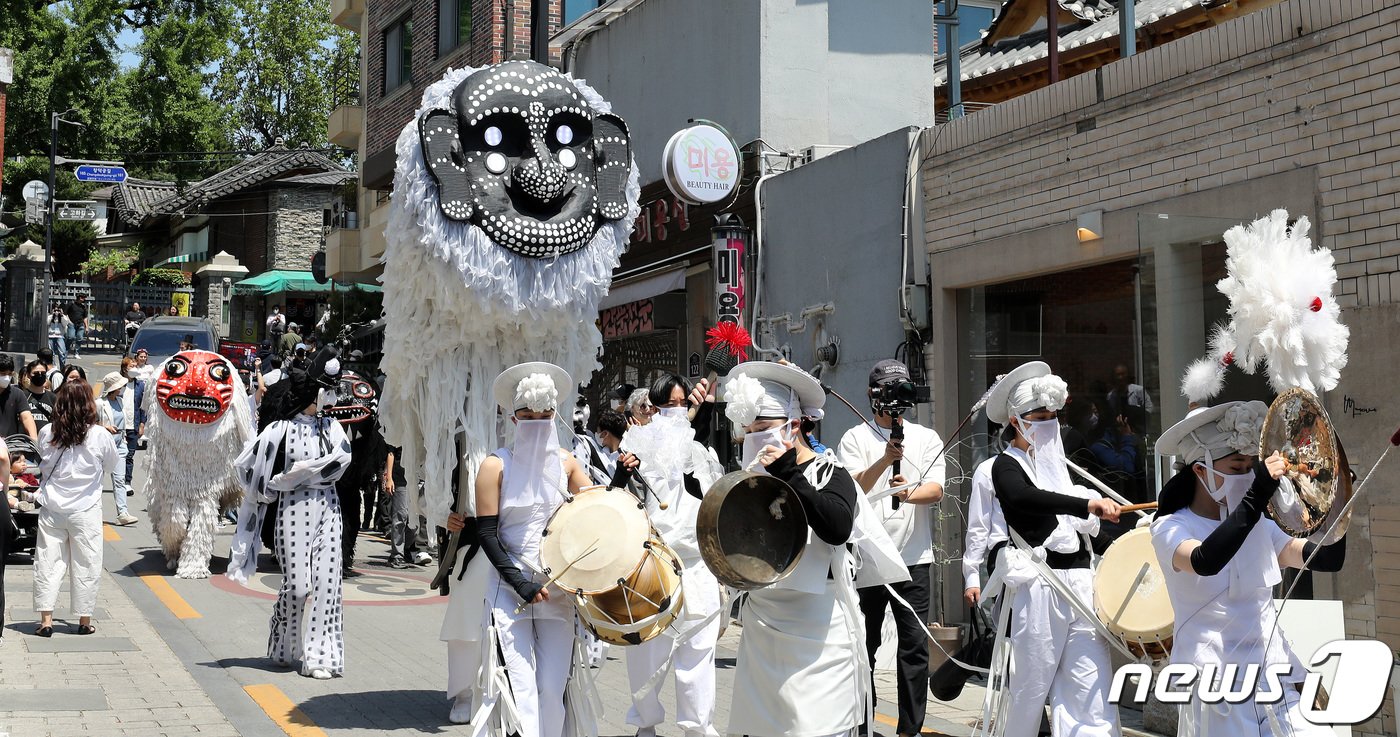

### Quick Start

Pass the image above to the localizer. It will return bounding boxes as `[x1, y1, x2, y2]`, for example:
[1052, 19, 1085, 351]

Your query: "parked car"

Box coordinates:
[128, 316, 220, 366]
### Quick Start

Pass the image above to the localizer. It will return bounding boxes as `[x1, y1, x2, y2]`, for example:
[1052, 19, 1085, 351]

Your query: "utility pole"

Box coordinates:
[1047, 0, 1060, 84]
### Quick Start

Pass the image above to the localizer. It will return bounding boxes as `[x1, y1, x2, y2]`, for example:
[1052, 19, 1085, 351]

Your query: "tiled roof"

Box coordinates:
[981, 0, 1114, 46]
[936, 0, 1203, 86]
[276, 171, 358, 186]
[112, 178, 178, 226]
[112, 145, 351, 226]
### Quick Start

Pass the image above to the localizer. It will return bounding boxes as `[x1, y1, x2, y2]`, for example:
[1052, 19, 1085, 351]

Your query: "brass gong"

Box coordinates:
[1260, 388, 1341, 538]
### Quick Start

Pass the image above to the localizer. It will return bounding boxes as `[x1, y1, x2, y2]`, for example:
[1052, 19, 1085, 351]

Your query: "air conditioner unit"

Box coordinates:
[801, 145, 851, 164]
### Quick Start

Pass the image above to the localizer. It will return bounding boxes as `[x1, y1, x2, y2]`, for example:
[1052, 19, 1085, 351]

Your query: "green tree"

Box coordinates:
[122, 0, 238, 180]
[215, 0, 355, 151]
[1, 158, 100, 278]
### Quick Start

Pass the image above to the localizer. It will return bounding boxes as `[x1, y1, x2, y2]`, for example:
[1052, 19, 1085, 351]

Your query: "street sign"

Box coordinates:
[25, 200, 45, 225]
[22, 180, 49, 203]
[74, 165, 127, 183]
[57, 206, 98, 221]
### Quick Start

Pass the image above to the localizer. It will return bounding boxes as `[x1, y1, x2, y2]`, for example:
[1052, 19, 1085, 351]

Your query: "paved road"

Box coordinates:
[0, 351, 1156, 737]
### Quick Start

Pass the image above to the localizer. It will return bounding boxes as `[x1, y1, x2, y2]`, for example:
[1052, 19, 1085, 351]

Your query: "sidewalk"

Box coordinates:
[1, 534, 241, 737]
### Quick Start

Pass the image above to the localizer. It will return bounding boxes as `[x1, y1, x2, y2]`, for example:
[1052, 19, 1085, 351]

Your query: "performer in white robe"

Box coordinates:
[618, 374, 724, 737]
[962, 454, 1007, 608]
[982, 361, 1121, 737]
[440, 362, 608, 737]
[721, 361, 873, 737]
[228, 351, 353, 679]
[1151, 402, 1344, 736]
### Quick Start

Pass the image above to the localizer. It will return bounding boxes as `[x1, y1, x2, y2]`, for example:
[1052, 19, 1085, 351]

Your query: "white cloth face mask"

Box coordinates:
[1016, 417, 1060, 449]
[1198, 463, 1255, 511]
[742, 422, 793, 474]
[657, 406, 687, 419]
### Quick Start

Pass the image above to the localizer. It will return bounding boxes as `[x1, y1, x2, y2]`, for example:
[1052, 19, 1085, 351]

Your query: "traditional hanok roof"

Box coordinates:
[111, 178, 179, 226]
[936, 0, 1213, 88]
[112, 144, 351, 227]
[275, 171, 358, 186]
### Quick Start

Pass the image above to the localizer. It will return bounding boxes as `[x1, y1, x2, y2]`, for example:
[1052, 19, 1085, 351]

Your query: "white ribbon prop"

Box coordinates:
[1065, 457, 1146, 514]
[865, 479, 923, 505]
[1007, 528, 1138, 662]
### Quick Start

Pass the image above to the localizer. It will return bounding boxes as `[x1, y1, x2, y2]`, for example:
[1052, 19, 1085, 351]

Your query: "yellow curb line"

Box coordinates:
[136, 570, 202, 619]
[103, 523, 122, 541]
[244, 684, 328, 737]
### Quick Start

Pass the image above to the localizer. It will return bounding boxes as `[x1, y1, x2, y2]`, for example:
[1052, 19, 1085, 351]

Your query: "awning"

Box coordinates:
[598, 266, 686, 309]
[234, 270, 383, 295]
[154, 254, 194, 268]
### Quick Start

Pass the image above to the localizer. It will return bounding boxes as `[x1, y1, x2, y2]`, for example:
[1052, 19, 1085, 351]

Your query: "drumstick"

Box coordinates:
[514, 545, 598, 614]
[1118, 502, 1158, 514]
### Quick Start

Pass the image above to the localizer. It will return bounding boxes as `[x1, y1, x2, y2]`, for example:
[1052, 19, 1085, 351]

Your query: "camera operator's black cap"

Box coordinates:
[870, 359, 910, 387]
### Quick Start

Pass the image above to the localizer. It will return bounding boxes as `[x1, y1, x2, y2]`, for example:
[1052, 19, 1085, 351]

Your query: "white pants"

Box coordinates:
[1181, 681, 1333, 737]
[492, 612, 575, 737]
[626, 559, 721, 737]
[1003, 568, 1118, 737]
[34, 502, 104, 616]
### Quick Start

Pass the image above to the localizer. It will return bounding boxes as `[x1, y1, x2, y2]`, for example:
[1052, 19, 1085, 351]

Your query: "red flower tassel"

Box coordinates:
[1309, 297, 1323, 312]
[705, 321, 752, 361]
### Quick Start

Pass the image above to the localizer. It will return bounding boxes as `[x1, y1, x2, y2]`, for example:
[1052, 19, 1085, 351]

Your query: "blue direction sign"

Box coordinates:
[74, 165, 127, 183]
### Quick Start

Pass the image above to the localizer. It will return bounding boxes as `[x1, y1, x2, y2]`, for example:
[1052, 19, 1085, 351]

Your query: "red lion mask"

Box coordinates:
[156, 350, 235, 425]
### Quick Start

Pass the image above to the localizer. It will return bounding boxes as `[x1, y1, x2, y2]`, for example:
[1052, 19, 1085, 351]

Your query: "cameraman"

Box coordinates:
[835, 359, 944, 737]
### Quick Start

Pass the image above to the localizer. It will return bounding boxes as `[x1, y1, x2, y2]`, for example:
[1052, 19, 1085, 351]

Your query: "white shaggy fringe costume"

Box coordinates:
[376, 65, 641, 535]
[140, 357, 255, 579]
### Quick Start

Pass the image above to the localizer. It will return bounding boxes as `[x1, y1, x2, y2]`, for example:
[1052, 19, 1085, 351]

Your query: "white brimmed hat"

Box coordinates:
[1156, 400, 1268, 466]
[984, 361, 1052, 425]
[492, 362, 574, 415]
[722, 361, 826, 427]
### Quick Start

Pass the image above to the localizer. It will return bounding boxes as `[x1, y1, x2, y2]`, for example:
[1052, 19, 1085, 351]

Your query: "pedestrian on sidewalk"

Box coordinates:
[24, 360, 58, 431]
[113, 358, 146, 490]
[98, 372, 138, 526]
[0, 354, 38, 442]
[227, 350, 352, 680]
[65, 295, 90, 359]
[46, 307, 71, 367]
[382, 445, 427, 568]
[33, 379, 120, 637]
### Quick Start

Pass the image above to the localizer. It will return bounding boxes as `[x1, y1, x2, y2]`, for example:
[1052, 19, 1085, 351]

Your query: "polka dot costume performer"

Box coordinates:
[228, 349, 353, 679]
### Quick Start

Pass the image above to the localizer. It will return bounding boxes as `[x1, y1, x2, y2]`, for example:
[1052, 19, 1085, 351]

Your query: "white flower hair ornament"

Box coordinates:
[1216, 403, 1265, 456]
[723, 374, 768, 428]
[1182, 210, 1349, 404]
[515, 373, 559, 413]
[1027, 374, 1069, 413]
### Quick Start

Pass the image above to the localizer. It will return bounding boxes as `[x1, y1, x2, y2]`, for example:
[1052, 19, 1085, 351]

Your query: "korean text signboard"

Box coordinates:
[663, 123, 741, 206]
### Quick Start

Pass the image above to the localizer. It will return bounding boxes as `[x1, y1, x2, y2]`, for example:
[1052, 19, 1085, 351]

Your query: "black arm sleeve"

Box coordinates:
[682, 473, 703, 500]
[991, 455, 1090, 518]
[1188, 465, 1278, 576]
[476, 515, 541, 602]
[1301, 537, 1347, 572]
[767, 449, 856, 545]
[691, 402, 714, 444]
[609, 463, 636, 490]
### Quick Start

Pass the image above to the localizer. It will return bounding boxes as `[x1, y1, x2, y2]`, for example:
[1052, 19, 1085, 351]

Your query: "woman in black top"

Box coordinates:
[983, 361, 1120, 737]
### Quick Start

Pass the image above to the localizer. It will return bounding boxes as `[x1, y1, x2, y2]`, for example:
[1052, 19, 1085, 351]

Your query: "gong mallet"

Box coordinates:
[514, 544, 599, 614]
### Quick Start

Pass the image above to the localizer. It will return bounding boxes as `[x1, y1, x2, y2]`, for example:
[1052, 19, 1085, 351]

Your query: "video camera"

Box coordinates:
[872, 380, 931, 415]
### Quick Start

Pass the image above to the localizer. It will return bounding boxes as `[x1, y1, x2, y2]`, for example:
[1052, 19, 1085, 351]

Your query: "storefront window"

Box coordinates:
[955, 212, 1269, 505]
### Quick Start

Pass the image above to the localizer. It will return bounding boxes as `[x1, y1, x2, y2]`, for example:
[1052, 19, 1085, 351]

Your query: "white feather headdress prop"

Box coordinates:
[377, 65, 641, 530]
[1180, 210, 1349, 404]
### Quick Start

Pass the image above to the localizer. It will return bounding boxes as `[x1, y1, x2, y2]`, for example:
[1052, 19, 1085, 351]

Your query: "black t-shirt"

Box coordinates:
[0, 387, 31, 437]
[65, 302, 88, 325]
[26, 389, 57, 430]
[124, 310, 144, 323]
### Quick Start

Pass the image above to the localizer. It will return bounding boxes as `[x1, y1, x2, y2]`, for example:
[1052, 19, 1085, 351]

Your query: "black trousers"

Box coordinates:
[858, 562, 931, 736]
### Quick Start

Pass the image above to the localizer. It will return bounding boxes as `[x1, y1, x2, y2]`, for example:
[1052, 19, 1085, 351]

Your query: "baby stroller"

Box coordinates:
[6, 434, 43, 557]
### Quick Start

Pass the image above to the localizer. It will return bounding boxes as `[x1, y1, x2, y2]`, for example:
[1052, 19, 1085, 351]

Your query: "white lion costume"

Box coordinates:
[378, 60, 640, 533]
[141, 350, 255, 578]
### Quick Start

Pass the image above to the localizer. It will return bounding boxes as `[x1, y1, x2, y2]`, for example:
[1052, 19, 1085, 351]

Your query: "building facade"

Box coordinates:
[922, 3, 1399, 733]
[327, 0, 562, 281]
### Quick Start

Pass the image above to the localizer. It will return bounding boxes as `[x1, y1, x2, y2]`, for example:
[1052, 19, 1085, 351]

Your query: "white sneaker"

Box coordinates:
[116, 513, 138, 526]
[448, 695, 472, 724]
[303, 667, 332, 680]
[413, 551, 433, 565]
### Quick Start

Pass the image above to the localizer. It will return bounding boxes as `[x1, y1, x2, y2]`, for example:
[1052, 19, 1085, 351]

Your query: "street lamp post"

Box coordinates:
[42, 110, 84, 316]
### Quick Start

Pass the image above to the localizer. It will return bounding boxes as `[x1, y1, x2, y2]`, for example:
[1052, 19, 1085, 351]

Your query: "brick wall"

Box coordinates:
[922, 2, 1400, 733]
[364, 0, 562, 167]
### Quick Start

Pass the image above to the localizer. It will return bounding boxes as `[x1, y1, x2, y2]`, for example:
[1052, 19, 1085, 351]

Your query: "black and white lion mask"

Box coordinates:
[380, 61, 640, 530]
